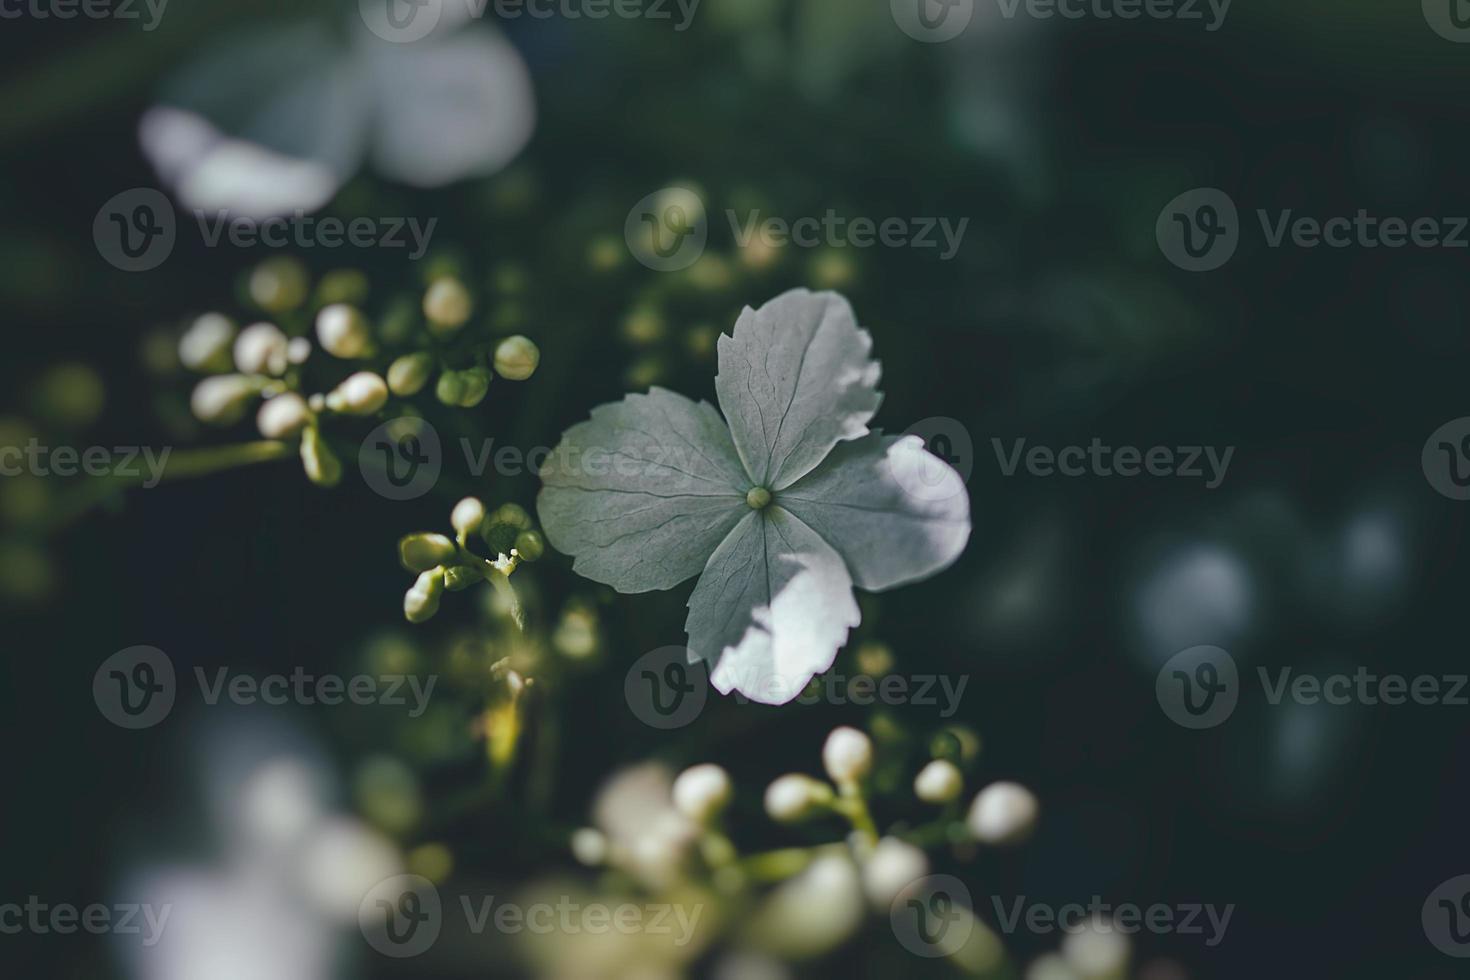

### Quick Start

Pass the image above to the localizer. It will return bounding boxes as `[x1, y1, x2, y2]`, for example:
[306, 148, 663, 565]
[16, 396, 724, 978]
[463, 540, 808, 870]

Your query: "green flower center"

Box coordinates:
[746, 486, 773, 509]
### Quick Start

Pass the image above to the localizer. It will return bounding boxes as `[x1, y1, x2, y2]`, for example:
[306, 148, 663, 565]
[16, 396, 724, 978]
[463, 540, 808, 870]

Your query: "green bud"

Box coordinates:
[435, 367, 490, 408]
[423, 277, 472, 336]
[404, 568, 445, 623]
[387, 352, 435, 396]
[513, 529, 544, 562]
[315, 268, 369, 306]
[399, 533, 457, 572]
[248, 257, 309, 313]
[494, 503, 532, 529]
[300, 425, 342, 487]
[451, 497, 486, 536]
[481, 520, 519, 558]
[493, 335, 540, 381]
[443, 564, 482, 592]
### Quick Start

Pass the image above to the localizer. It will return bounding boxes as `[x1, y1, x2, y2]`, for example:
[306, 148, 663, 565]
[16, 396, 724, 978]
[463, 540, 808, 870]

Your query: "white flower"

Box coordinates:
[821, 726, 873, 784]
[861, 836, 929, 908]
[671, 763, 733, 824]
[914, 759, 964, 803]
[537, 289, 971, 704]
[967, 781, 1038, 845]
[139, 18, 534, 219]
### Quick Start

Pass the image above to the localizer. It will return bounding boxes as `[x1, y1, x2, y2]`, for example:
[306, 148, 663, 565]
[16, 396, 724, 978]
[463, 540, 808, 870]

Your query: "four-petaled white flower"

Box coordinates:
[537, 289, 971, 704]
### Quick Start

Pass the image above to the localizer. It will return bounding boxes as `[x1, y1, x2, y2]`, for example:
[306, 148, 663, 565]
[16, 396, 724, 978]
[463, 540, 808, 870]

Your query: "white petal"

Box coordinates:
[715, 289, 882, 489]
[140, 23, 368, 219]
[361, 29, 536, 188]
[686, 508, 860, 705]
[537, 387, 749, 593]
[778, 433, 970, 591]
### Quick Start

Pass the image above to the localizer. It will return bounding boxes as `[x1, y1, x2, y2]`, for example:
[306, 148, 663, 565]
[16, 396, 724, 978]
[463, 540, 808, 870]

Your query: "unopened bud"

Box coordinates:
[967, 781, 1038, 845]
[435, 366, 490, 408]
[404, 568, 445, 623]
[672, 764, 733, 824]
[233, 322, 290, 376]
[443, 564, 482, 592]
[387, 352, 434, 396]
[513, 529, 544, 561]
[256, 392, 311, 440]
[862, 837, 929, 909]
[325, 372, 389, 415]
[822, 726, 873, 785]
[191, 374, 260, 425]
[423, 277, 472, 336]
[763, 774, 833, 823]
[248, 257, 309, 313]
[399, 533, 457, 572]
[299, 426, 341, 487]
[451, 497, 486, 536]
[179, 313, 236, 373]
[315, 304, 374, 359]
[913, 759, 964, 804]
[493, 335, 540, 381]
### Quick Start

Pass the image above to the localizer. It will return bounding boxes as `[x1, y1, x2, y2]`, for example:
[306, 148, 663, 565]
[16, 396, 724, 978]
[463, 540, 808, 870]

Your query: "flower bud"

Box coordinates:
[570, 828, 607, 866]
[763, 774, 833, 823]
[325, 372, 389, 415]
[249, 257, 309, 313]
[399, 533, 457, 572]
[287, 337, 313, 365]
[233, 322, 289, 376]
[423, 277, 472, 336]
[862, 837, 929, 909]
[299, 425, 341, 487]
[672, 764, 733, 824]
[493, 335, 540, 381]
[179, 313, 236, 373]
[967, 781, 1038, 845]
[913, 759, 963, 804]
[513, 529, 544, 561]
[387, 352, 434, 396]
[404, 568, 444, 623]
[451, 497, 486, 536]
[822, 726, 873, 785]
[443, 564, 481, 592]
[256, 392, 311, 440]
[315, 303, 374, 359]
[191, 374, 260, 425]
[435, 366, 490, 408]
